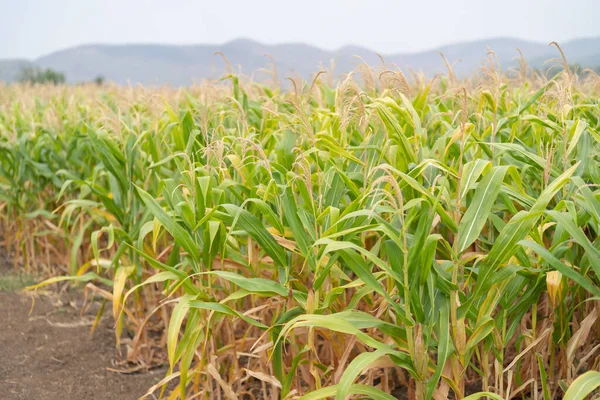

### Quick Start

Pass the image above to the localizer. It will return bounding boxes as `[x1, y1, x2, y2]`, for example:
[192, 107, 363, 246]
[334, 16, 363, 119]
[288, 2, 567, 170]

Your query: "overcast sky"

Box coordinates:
[2, 0, 600, 59]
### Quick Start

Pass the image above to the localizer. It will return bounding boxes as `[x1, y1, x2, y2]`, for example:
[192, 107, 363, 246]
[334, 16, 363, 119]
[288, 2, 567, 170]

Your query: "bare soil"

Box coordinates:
[0, 251, 165, 400]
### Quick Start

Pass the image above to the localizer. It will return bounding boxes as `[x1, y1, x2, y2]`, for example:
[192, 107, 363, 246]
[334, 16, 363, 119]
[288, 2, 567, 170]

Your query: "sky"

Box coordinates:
[2, 0, 600, 59]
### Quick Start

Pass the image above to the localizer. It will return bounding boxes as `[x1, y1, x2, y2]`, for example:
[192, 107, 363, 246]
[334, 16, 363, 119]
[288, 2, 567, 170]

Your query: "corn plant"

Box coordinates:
[2, 51, 600, 400]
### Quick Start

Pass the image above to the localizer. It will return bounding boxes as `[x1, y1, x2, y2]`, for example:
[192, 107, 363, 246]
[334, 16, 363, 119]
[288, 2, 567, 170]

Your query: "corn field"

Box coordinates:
[2, 52, 600, 399]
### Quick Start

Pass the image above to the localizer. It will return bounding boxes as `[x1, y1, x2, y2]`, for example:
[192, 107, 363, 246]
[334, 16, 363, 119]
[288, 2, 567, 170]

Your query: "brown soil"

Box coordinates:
[0, 252, 166, 400]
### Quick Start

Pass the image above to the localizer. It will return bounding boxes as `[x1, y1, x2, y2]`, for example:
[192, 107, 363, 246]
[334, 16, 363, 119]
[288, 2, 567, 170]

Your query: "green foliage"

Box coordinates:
[18, 67, 66, 85]
[1, 64, 600, 399]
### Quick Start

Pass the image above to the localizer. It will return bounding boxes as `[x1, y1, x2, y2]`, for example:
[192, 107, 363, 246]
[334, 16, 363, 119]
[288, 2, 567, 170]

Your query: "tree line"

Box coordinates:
[18, 67, 104, 85]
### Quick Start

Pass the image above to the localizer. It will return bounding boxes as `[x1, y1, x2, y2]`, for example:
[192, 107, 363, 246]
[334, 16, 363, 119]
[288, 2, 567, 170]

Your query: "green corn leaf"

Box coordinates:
[458, 166, 509, 253]
[135, 185, 200, 262]
[564, 371, 600, 400]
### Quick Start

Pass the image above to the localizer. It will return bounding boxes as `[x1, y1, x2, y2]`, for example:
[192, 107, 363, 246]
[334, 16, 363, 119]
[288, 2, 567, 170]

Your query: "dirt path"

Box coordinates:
[0, 253, 164, 400]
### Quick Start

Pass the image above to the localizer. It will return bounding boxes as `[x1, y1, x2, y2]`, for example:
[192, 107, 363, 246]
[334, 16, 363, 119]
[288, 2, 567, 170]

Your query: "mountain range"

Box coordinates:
[1, 37, 599, 86]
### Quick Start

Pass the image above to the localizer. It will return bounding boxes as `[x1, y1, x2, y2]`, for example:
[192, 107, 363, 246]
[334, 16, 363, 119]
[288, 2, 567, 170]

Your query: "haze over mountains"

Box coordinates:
[1, 37, 599, 85]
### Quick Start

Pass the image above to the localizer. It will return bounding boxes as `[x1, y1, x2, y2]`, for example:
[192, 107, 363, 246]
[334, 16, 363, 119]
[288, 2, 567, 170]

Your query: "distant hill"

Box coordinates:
[2, 37, 600, 86]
